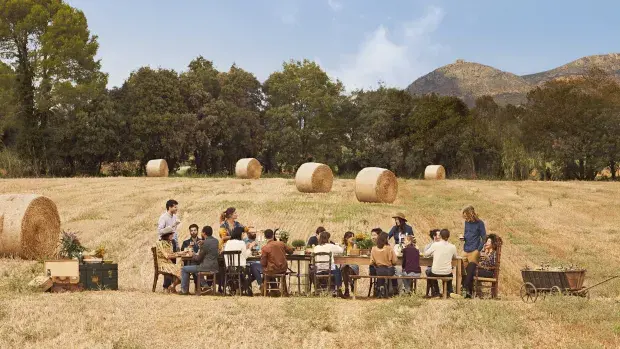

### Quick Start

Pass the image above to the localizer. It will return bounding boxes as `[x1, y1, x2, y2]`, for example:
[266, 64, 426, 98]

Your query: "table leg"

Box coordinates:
[456, 260, 462, 295]
[296, 260, 301, 295]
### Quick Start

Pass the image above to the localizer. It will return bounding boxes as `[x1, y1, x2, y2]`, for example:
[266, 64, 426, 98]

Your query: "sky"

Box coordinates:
[67, 0, 620, 90]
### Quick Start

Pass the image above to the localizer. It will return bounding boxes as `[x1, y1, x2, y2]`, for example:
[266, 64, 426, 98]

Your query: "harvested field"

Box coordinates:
[1, 177, 619, 348]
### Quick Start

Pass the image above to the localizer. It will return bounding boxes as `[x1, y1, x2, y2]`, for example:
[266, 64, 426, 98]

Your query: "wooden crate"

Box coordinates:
[44, 260, 79, 278]
[79, 263, 118, 290]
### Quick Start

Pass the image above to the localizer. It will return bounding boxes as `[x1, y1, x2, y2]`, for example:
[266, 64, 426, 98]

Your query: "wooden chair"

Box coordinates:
[222, 251, 244, 296]
[310, 252, 334, 295]
[151, 246, 178, 292]
[263, 273, 289, 297]
[195, 271, 218, 296]
[474, 236, 503, 299]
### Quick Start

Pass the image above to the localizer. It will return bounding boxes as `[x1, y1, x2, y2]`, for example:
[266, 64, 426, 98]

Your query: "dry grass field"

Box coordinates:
[1, 177, 619, 348]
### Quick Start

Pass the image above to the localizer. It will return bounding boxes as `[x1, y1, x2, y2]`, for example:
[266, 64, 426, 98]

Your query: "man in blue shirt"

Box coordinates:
[387, 212, 415, 245]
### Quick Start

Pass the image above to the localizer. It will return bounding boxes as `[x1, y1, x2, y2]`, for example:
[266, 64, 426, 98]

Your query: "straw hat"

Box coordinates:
[392, 212, 407, 221]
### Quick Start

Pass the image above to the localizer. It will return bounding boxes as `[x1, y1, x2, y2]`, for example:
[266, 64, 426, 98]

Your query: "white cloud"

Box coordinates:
[327, 6, 446, 91]
[273, 0, 300, 25]
[327, 0, 343, 12]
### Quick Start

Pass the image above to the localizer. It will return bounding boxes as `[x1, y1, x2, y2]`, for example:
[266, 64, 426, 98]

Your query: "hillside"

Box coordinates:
[407, 53, 620, 106]
[0, 177, 619, 348]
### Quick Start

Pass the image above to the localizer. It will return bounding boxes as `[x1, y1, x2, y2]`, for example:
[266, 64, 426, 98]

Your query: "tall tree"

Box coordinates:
[0, 0, 101, 170]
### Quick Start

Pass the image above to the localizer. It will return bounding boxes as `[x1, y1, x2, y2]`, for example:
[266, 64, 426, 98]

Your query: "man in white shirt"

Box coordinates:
[424, 229, 457, 297]
[158, 199, 180, 291]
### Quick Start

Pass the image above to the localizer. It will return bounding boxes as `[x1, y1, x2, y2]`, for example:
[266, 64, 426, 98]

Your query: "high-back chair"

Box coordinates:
[474, 236, 503, 298]
[222, 250, 244, 296]
[311, 252, 333, 295]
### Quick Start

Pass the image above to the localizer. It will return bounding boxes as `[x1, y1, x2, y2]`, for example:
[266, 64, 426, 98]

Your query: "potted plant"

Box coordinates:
[355, 233, 374, 256]
[292, 239, 306, 252]
[58, 231, 86, 260]
[277, 230, 290, 244]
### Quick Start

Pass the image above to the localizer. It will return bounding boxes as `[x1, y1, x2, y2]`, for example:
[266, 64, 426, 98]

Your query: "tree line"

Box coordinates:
[1, 1, 619, 180]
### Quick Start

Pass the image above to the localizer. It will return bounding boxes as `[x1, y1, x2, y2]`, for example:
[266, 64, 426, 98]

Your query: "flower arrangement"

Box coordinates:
[277, 230, 290, 243]
[93, 244, 106, 259]
[58, 230, 86, 259]
[355, 232, 374, 250]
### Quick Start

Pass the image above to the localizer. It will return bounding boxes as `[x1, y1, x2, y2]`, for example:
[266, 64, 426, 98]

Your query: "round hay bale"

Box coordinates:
[355, 167, 398, 203]
[295, 163, 333, 193]
[0, 194, 61, 260]
[146, 159, 169, 177]
[235, 158, 262, 179]
[424, 165, 446, 180]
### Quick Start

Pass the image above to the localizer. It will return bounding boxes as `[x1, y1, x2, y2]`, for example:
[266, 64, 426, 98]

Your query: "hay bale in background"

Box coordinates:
[355, 167, 398, 203]
[235, 158, 262, 179]
[146, 159, 169, 177]
[424, 165, 446, 180]
[0, 194, 61, 259]
[295, 163, 333, 193]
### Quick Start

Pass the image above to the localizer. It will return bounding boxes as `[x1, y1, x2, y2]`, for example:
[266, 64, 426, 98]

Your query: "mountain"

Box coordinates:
[406, 53, 620, 106]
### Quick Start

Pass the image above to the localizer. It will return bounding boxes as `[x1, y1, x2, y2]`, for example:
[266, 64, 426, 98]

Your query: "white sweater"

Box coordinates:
[313, 243, 343, 271]
[424, 240, 457, 275]
[223, 239, 252, 267]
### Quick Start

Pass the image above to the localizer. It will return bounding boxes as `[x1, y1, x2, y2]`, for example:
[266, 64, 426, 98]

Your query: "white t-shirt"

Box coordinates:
[424, 240, 457, 275]
[223, 239, 251, 267]
[313, 243, 344, 271]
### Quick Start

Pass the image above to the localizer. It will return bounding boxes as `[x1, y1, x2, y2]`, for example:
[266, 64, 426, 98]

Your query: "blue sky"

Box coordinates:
[67, 0, 620, 90]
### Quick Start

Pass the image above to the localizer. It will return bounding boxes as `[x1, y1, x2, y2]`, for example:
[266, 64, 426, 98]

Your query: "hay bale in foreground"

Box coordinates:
[146, 159, 169, 177]
[355, 167, 398, 203]
[424, 165, 446, 180]
[0, 194, 61, 259]
[295, 163, 333, 193]
[235, 158, 262, 179]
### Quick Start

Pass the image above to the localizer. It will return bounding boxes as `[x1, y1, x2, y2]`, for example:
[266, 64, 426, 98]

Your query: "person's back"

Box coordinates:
[261, 232, 293, 274]
[401, 244, 421, 274]
[197, 236, 219, 273]
[426, 240, 457, 275]
[370, 245, 397, 267]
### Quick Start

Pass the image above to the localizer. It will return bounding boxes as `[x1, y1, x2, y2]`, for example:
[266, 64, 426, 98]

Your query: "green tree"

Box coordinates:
[0, 0, 101, 170]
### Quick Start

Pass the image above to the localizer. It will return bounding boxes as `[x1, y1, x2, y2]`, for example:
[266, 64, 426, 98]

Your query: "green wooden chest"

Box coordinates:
[79, 263, 118, 290]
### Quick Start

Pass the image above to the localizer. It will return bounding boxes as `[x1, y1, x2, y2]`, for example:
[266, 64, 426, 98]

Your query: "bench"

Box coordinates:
[350, 275, 453, 299]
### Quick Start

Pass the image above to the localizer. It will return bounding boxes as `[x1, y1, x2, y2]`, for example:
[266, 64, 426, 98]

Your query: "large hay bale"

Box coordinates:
[295, 162, 333, 193]
[0, 194, 61, 259]
[235, 158, 262, 179]
[355, 167, 398, 203]
[424, 165, 446, 180]
[146, 159, 169, 177]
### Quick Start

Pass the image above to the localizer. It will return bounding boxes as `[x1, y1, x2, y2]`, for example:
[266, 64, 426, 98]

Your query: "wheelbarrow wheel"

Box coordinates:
[550, 286, 563, 296]
[520, 282, 538, 303]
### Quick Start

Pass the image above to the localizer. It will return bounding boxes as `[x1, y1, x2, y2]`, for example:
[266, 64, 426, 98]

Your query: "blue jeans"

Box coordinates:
[398, 270, 421, 293]
[181, 265, 199, 293]
[248, 262, 263, 286]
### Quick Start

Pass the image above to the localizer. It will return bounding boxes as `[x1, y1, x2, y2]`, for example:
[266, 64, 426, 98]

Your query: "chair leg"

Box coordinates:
[368, 278, 374, 297]
[223, 272, 228, 297]
[152, 273, 158, 292]
[413, 280, 417, 294]
[262, 277, 267, 297]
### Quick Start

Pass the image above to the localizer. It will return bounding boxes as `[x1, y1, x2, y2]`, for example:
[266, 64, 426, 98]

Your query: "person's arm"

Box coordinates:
[390, 248, 398, 266]
[452, 245, 458, 259]
[478, 221, 487, 251]
[285, 244, 294, 255]
[402, 248, 407, 268]
[192, 244, 207, 263]
[260, 248, 268, 267]
[219, 227, 230, 243]
[332, 244, 344, 255]
[424, 243, 435, 258]
[241, 243, 252, 259]
[387, 226, 395, 241]
[180, 240, 189, 251]
[369, 248, 376, 266]
[157, 215, 166, 235]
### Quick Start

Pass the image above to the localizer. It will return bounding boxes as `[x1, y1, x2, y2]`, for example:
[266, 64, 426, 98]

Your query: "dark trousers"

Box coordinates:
[374, 266, 396, 296]
[163, 239, 178, 289]
[248, 262, 263, 286]
[428, 271, 453, 295]
[463, 263, 494, 295]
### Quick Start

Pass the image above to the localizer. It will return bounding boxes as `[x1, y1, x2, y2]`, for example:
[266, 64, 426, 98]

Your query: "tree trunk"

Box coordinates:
[611, 160, 617, 181]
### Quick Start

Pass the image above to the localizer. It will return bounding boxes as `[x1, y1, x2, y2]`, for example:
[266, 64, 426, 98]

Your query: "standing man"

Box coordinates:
[158, 199, 180, 291]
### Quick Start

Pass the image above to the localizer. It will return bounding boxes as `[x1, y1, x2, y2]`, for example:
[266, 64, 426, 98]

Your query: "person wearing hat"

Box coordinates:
[155, 229, 181, 293]
[387, 212, 416, 246]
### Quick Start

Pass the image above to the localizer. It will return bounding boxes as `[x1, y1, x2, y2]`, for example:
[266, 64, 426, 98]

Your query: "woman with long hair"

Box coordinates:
[387, 212, 416, 246]
[461, 205, 487, 268]
[155, 231, 181, 293]
[219, 207, 252, 250]
[463, 234, 498, 298]
[340, 231, 359, 298]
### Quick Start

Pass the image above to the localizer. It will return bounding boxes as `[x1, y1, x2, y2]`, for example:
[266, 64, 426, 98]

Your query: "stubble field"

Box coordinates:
[0, 177, 619, 348]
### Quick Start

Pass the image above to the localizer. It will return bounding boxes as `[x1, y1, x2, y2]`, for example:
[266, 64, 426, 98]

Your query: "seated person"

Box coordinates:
[340, 231, 359, 298]
[260, 229, 294, 275]
[155, 231, 182, 293]
[223, 226, 253, 295]
[423, 229, 441, 296]
[313, 231, 345, 297]
[399, 235, 421, 294]
[368, 228, 383, 281]
[180, 226, 219, 295]
[370, 232, 398, 298]
[244, 231, 263, 288]
[307, 226, 326, 247]
[463, 234, 498, 298]
[181, 224, 203, 266]
[423, 229, 457, 297]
